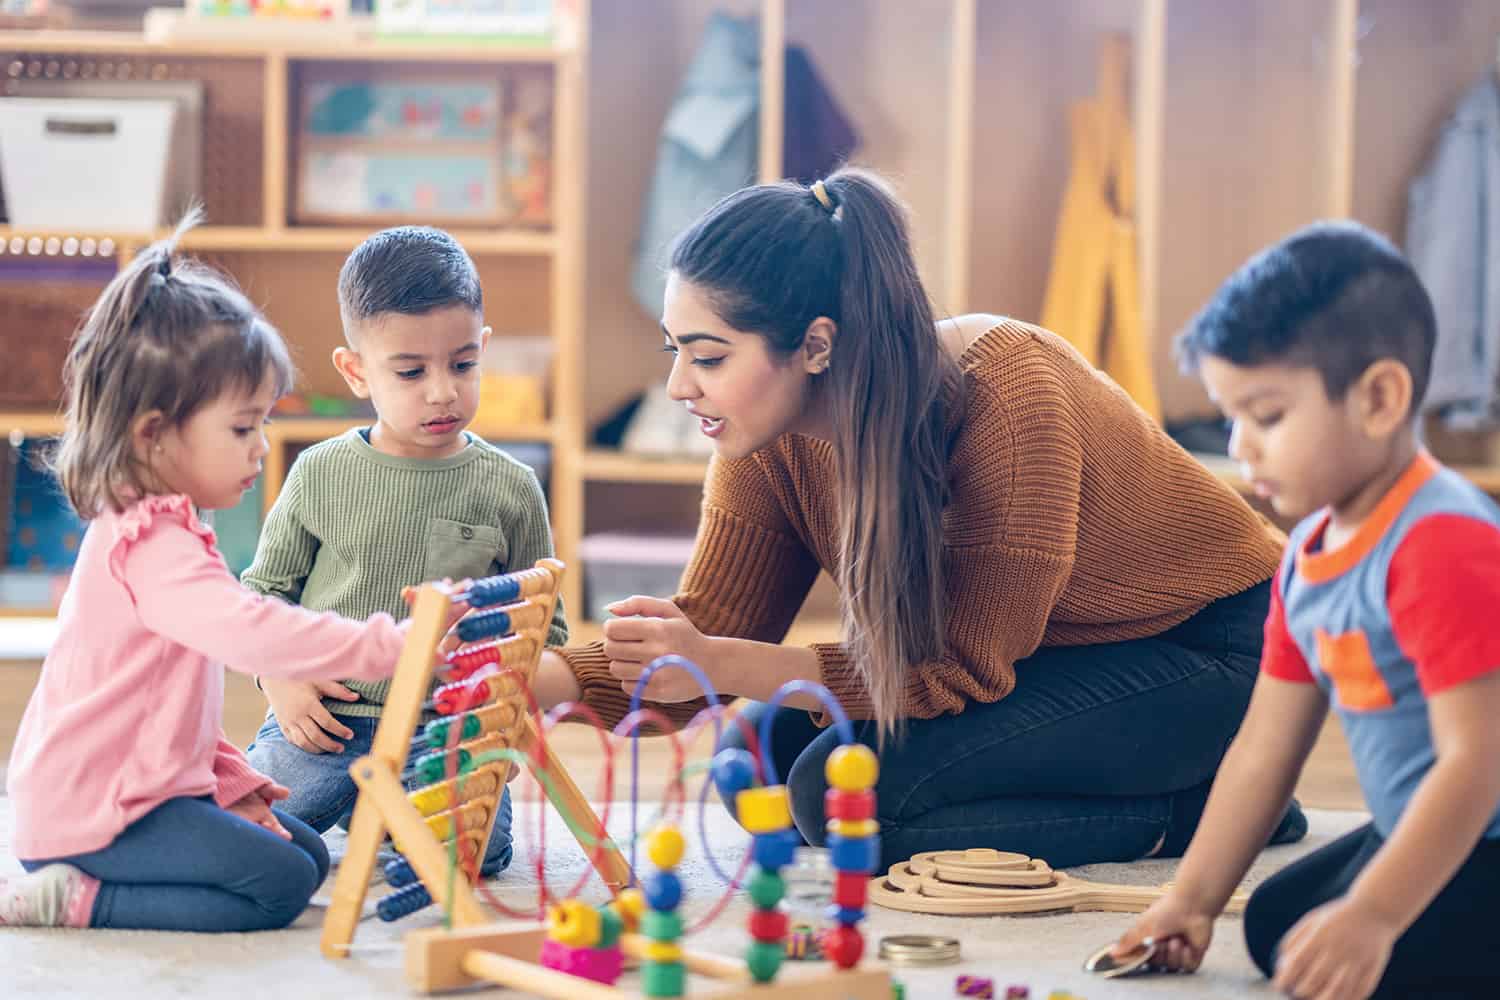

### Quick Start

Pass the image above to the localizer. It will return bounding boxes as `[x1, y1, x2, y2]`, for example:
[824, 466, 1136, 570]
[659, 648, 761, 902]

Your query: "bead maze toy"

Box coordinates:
[319, 567, 894, 997]
[868, 848, 1249, 916]
[320, 559, 632, 957]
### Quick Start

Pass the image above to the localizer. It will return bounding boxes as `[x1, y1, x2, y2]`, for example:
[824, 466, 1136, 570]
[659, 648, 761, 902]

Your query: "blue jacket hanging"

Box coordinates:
[631, 12, 761, 318]
[1407, 72, 1500, 429]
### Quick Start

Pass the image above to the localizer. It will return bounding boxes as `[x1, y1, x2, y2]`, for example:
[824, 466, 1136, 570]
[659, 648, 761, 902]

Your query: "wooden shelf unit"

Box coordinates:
[0, 20, 591, 608]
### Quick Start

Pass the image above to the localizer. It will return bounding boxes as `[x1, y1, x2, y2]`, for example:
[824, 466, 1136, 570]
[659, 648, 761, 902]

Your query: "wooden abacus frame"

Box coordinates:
[320, 558, 632, 959]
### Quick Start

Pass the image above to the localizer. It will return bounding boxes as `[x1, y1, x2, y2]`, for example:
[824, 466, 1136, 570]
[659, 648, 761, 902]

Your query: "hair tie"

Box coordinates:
[810, 180, 837, 215]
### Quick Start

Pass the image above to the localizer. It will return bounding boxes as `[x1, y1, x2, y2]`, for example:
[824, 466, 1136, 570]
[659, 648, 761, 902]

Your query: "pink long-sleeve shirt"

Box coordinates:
[6, 494, 410, 859]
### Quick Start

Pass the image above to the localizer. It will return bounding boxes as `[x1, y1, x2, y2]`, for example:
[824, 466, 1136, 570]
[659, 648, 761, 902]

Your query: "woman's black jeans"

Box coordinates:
[715, 581, 1273, 870]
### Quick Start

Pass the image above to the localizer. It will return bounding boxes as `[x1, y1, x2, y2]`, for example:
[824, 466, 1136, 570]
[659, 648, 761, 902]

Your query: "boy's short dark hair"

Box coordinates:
[337, 226, 482, 335]
[1176, 221, 1437, 409]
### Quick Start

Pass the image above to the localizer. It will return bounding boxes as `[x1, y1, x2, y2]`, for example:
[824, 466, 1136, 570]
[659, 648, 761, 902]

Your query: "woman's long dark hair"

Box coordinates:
[670, 167, 962, 739]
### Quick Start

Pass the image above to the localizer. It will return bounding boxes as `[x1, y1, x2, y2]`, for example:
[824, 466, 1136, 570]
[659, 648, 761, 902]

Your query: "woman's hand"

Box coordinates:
[1272, 897, 1396, 1000]
[603, 596, 714, 702]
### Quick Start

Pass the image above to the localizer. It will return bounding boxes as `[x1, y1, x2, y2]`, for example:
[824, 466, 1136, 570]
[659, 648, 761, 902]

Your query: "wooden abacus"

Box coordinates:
[320, 559, 632, 959]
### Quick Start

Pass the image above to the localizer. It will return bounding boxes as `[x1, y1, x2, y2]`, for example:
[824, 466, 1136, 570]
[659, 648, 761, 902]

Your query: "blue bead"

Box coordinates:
[384, 857, 417, 887]
[827, 832, 881, 874]
[643, 871, 683, 911]
[377, 882, 432, 921]
[457, 607, 513, 642]
[825, 904, 865, 926]
[711, 748, 757, 800]
[751, 829, 798, 870]
[466, 574, 521, 608]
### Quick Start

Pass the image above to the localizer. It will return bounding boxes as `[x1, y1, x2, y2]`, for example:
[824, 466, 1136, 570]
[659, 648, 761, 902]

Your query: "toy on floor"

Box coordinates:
[869, 848, 1250, 917]
[955, 973, 995, 996]
[321, 560, 632, 957]
[319, 562, 894, 997]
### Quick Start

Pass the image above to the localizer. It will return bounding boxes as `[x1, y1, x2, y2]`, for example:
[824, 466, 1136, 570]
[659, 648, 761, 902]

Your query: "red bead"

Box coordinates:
[821, 924, 864, 969]
[747, 908, 789, 943]
[833, 871, 868, 910]
[824, 789, 875, 822]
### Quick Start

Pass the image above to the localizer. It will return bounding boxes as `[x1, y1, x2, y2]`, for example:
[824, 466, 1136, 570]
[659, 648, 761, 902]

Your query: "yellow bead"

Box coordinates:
[408, 784, 450, 815]
[825, 744, 878, 791]
[735, 785, 793, 835]
[646, 825, 686, 870]
[826, 818, 879, 838]
[643, 941, 684, 963]
[611, 888, 646, 931]
[546, 899, 602, 948]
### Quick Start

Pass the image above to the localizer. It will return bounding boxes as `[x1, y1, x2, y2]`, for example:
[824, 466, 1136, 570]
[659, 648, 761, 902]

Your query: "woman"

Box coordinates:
[531, 167, 1303, 868]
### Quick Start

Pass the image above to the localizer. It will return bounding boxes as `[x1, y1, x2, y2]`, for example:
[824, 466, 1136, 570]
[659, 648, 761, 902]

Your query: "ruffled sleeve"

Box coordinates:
[110, 494, 409, 684]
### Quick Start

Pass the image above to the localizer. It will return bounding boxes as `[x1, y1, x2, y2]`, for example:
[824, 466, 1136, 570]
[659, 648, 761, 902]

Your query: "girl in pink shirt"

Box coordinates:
[2, 216, 417, 931]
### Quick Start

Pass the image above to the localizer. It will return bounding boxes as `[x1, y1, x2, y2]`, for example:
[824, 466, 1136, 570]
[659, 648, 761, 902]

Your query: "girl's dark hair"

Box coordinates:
[51, 210, 295, 517]
[670, 167, 962, 739]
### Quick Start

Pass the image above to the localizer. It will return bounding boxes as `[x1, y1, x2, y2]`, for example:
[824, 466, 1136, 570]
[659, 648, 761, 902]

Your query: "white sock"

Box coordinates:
[0, 864, 98, 927]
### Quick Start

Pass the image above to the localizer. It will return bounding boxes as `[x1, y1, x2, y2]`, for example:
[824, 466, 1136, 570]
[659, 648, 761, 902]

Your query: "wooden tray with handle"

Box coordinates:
[868, 848, 1249, 917]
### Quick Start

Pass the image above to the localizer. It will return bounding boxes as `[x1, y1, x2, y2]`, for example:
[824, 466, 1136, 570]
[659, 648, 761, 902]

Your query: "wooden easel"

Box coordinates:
[320, 559, 633, 959]
[1040, 33, 1161, 421]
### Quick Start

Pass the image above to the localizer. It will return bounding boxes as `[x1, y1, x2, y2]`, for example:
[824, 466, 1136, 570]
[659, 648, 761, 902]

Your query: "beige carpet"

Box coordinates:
[0, 797, 1367, 999]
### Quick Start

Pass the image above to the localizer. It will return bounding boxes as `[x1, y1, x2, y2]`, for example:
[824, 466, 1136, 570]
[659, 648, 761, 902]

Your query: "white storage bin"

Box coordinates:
[0, 97, 176, 231]
[579, 533, 697, 622]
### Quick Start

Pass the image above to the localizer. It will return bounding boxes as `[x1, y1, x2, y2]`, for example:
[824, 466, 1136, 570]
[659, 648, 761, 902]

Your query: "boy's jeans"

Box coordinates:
[246, 713, 514, 878]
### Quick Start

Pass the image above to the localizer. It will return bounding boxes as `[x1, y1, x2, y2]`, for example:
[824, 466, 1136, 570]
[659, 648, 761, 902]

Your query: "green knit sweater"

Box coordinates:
[241, 428, 567, 717]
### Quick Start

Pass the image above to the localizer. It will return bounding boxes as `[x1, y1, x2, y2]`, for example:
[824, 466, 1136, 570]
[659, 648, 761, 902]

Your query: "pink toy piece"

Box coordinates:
[539, 938, 573, 972]
[569, 944, 625, 984]
[538, 938, 623, 985]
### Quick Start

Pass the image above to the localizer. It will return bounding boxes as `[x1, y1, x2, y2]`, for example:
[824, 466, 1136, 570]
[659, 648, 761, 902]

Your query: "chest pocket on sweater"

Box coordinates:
[422, 518, 505, 583]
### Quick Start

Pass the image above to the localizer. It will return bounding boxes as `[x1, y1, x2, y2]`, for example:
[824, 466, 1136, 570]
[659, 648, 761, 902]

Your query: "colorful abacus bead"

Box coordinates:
[823, 744, 879, 970]
[955, 974, 996, 998]
[443, 639, 503, 678]
[642, 826, 686, 999]
[1003, 987, 1029, 999]
[461, 573, 521, 608]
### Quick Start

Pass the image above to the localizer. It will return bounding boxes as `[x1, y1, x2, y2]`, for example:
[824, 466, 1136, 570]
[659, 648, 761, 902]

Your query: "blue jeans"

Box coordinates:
[716, 582, 1281, 869]
[22, 796, 328, 931]
[245, 713, 514, 878]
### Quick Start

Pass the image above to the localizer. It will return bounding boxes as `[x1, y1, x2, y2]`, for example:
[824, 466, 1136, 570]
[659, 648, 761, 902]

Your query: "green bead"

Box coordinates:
[426, 719, 450, 748]
[747, 868, 785, 909]
[597, 905, 623, 948]
[746, 940, 783, 983]
[461, 714, 482, 740]
[641, 960, 685, 997]
[891, 981, 905, 1000]
[641, 908, 683, 942]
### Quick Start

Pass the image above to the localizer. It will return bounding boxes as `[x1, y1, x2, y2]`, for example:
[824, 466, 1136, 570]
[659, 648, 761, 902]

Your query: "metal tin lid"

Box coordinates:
[877, 934, 962, 966]
[1083, 939, 1156, 978]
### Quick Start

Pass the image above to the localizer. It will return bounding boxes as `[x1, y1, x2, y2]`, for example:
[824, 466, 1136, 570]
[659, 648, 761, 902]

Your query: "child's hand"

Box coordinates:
[226, 788, 291, 840]
[1111, 894, 1216, 973]
[1273, 897, 1395, 1000]
[263, 678, 359, 754]
[401, 579, 476, 657]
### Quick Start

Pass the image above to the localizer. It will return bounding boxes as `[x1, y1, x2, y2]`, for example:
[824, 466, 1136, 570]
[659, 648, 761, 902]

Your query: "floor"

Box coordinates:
[0, 658, 1366, 999]
[0, 658, 1365, 809]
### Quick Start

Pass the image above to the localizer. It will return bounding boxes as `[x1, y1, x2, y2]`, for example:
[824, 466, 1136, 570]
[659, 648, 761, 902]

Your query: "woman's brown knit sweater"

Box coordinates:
[559, 320, 1284, 728]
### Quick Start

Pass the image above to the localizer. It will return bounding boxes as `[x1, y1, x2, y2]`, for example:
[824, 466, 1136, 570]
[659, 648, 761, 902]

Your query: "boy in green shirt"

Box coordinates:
[244, 227, 566, 877]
